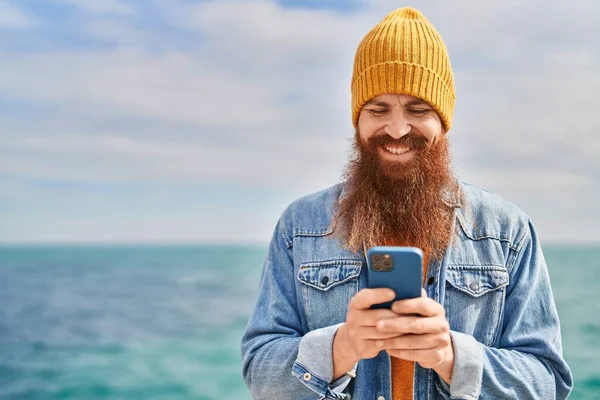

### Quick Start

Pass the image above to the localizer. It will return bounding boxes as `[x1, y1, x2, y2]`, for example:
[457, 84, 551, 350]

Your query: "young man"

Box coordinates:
[241, 7, 572, 400]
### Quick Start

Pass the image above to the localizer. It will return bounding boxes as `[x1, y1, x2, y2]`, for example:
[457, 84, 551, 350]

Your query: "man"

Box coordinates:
[241, 7, 572, 400]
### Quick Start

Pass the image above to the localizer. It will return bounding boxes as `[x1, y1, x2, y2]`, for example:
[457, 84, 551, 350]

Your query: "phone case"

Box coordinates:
[366, 246, 423, 309]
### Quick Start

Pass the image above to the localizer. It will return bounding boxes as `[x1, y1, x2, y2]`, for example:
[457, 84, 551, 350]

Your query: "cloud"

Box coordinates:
[0, 51, 291, 128]
[0, 1, 37, 29]
[49, 0, 136, 15]
[1, 0, 599, 242]
[0, 118, 348, 189]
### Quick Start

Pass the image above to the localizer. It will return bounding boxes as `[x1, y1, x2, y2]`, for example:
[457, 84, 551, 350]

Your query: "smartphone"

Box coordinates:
[366, 246, 423, 309]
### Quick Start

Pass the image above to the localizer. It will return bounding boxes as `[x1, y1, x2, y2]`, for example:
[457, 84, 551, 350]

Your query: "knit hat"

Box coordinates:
[351, 7, 455, 132]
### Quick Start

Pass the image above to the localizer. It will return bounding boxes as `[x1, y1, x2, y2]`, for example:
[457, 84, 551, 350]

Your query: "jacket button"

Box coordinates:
[321, 276, 329, 285]
[469, 282, 479, 291]
[427, 276, 435, 285]
[377, 396, 385, 400]
[303, 372, 311, 381]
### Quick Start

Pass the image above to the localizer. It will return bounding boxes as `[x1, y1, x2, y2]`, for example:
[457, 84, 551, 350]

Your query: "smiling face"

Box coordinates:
[356, 93, 444, 178]
[335, 93, 455, 260]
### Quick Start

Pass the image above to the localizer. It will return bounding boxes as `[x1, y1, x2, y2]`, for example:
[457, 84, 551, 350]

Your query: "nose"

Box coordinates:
[384, 116, 411, 139]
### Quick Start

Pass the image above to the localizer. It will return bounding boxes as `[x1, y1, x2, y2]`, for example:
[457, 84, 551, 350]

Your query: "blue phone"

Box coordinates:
[366, 246, 423, 309]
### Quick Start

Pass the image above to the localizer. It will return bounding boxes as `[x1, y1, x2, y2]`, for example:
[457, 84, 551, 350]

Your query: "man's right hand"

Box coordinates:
[332, 288, 400, 379]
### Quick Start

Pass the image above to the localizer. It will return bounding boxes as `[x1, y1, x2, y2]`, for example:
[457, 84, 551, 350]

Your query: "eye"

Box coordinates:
[368, 109, 387, 116]
[408, 108, 431, 116]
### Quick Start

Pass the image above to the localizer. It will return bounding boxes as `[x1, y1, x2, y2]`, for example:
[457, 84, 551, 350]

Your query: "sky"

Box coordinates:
[1, 0, 599, 244]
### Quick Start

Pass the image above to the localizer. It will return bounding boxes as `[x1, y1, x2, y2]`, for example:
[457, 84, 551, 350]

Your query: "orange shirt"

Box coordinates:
[390, 251, 429, 400]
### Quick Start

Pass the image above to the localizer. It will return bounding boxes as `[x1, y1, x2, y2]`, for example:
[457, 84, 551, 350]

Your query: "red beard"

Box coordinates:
[334, 130, 457, 262]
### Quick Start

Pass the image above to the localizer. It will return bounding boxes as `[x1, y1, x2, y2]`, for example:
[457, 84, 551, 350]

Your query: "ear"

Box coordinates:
[440, 120, 449, 135]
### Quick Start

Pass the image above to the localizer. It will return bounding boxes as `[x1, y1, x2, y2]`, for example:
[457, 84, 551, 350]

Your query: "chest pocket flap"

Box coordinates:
[298, 260, 362, 291]
[446, 266, 509, 297]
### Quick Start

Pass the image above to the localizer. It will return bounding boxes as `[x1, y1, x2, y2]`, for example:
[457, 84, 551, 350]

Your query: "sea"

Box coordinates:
[0, 244, 598, 399]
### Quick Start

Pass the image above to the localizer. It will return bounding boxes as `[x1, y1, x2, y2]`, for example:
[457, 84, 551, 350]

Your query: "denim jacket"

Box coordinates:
[241, 180, 573, 399]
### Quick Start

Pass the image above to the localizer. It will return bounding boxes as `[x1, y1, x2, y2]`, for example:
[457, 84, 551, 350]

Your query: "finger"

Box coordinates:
[349, 288, 395, 310]
[421, 288, 427, 298]
[391, 297, 443, 317]
[375, 316, 449, 335]
[386, 347, 448, 368]
[355, 326, 406, 340]
[351, 308, 397, 327]
[375, 333, 449, 350]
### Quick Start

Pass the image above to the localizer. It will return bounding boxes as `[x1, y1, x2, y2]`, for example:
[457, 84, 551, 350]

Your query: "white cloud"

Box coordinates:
[83, 19, 147, 45]
[0, 1, 37, 29]
[50, 0, 136, 15]
[0, 51, 285, 128]
[0, 126, 348, 188]
[1, 0, 599, 242]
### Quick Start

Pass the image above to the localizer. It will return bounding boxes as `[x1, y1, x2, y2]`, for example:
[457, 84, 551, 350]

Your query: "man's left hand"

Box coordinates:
[374, 289, 454, 384]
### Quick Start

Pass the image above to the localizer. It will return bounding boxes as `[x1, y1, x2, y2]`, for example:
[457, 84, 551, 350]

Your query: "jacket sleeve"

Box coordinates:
[241, 218, 354, 399]
[436, 218, 573, 399]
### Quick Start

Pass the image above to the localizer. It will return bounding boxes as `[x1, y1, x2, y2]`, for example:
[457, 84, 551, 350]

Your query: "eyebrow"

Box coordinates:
[364, 98, 430, 107]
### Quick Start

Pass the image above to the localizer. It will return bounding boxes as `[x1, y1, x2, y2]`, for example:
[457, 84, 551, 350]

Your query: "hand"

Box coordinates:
[332, 288, 402, 379]
[374, 289, 455, 383]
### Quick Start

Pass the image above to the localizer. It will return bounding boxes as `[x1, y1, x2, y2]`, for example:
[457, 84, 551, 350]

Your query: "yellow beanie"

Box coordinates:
[351, 7, 455, 132]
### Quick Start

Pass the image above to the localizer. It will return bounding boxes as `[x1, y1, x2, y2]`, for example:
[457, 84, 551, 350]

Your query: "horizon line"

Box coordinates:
[0, 240, 599, 248]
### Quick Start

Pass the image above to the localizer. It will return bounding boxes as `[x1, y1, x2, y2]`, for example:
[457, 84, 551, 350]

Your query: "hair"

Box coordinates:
[334, 130, 457, 261]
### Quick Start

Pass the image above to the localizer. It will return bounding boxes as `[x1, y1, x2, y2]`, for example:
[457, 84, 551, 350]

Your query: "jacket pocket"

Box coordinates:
[445, 265, 509, 346]
[297, 260, 362, 331]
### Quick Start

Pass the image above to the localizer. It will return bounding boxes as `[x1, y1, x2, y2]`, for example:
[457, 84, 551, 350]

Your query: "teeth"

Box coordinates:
[384, 146, 410, 155]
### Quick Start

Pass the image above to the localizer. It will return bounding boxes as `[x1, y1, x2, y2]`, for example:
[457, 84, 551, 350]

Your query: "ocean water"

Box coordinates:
[0, 244, 598, 399]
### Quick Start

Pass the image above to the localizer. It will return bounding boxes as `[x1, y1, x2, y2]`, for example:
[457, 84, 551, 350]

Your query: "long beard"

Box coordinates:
[334, 131, 456, 262]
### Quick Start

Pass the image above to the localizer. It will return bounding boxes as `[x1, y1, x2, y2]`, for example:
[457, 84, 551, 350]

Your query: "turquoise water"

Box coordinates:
[0, 244, 598, 399]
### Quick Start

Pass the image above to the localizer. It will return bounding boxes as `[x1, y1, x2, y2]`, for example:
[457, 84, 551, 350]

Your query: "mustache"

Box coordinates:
[368, 133, 429, 151]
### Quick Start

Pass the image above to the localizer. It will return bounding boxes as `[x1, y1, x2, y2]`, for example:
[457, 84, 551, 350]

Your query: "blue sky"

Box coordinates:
[1, 0, 599, 244]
